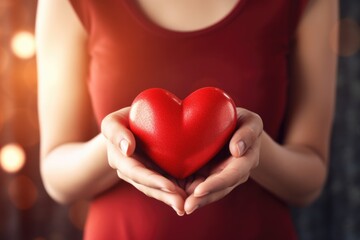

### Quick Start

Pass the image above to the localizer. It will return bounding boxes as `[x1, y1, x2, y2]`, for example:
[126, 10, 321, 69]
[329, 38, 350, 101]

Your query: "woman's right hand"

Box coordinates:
[101, 107, 187, 216]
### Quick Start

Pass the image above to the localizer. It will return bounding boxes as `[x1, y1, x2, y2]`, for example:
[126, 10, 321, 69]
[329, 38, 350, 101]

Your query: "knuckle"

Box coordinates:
[116, 170, 125, 180]
[128, 165, 142, 182]
[134, 184, 150, 197]
[225, 187, 235, 197]
[240, 173, 250, 183]
[101, 114, 115, 131]
[253, 158, 260, 168]
[141, 188, 153, 198]
[241, 127, 257, 144]
[102, 117, 126, 146]
[206, 188, 232, 206]
[218, 169, 239, 188]
[101, 115, 117, 137]
[107, 148, 119, 169]
[108, 159, 116, 169]
[126, 169, 137, 183]
[252, 113, 264, 133]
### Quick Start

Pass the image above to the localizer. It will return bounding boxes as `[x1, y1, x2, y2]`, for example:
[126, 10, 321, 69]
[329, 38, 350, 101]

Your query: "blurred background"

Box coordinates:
[0, 0, 359, 239]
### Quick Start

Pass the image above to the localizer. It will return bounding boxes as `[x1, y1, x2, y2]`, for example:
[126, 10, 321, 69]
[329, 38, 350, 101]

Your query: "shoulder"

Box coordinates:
[295, 0, 338, 40]
[36, 0, 87, 43]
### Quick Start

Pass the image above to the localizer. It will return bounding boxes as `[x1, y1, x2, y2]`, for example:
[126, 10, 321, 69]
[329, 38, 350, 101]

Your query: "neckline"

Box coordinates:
[123, 0, 247, 37]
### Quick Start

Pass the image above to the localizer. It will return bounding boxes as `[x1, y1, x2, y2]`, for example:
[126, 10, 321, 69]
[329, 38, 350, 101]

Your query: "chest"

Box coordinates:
[87, 0, 297, 139]
[133, 0, 240, 32]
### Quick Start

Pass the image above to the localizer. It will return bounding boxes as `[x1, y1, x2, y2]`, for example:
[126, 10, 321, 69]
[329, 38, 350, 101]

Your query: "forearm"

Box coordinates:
[40, 134, 119, 204]
[251, 132, 328, 207]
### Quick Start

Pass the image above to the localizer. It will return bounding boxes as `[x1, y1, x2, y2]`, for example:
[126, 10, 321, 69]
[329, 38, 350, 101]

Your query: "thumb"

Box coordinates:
[229, 108, 263, 158]
[101, 107, 136, 156]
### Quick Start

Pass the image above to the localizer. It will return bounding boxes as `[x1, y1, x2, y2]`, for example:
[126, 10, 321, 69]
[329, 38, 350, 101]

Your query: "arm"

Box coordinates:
[184, 0, 338, 213]
[251, 0, 338, 206]
[36, 0, 119, 204]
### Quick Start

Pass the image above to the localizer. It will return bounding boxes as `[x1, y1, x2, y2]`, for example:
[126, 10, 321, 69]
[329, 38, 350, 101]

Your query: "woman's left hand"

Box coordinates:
[183, 108, 263, 215]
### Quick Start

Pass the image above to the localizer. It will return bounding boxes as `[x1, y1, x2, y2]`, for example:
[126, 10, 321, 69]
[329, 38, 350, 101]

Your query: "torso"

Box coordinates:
[68, 0, 309, 239]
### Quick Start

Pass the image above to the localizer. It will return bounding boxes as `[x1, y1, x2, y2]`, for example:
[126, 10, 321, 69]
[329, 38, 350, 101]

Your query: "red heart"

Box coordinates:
[129, 87, 237, 179]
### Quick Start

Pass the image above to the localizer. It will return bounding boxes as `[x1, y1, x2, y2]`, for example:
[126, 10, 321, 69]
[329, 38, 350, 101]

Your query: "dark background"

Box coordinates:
[0, 0, 359, 239]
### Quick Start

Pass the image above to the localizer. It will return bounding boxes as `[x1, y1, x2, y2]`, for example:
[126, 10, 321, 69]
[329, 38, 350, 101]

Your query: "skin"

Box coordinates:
[36, 0, 338, 216]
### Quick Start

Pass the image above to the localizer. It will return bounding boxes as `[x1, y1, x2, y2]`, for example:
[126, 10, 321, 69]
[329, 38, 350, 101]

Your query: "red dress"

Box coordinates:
[69, 0, 308, 239]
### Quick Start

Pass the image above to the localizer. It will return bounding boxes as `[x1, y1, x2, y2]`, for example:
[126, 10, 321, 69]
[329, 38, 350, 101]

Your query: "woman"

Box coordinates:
[36, 0, 338, 239]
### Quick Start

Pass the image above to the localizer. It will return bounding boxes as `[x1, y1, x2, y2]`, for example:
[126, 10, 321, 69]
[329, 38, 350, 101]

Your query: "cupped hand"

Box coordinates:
[101, 106, 263, 216]
[184, 108, 263, 215]
[101, 107, 187, 216]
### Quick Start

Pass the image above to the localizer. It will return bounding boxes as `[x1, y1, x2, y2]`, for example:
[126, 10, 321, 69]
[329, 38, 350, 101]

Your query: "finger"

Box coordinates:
[170, 178, 189, 199]
[229, 108, 263, 158]
[185, 176, 206, 195]
[101, 107, 136, 156]
[130, 180, 186, 216]
[117, 155, 180, 193]
[193, 157, 251, 197]
[106, 140, 121, 169]
[184, 186, 234, 215]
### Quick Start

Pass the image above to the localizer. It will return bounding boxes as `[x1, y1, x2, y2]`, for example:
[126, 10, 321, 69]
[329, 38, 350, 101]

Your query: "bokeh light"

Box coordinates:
[11, 31, 36, 59]
[7, 174, 38, 210]
[68, 200, 89, 230]
[339, 18, 360, 57]
[0, 143, 26, 173]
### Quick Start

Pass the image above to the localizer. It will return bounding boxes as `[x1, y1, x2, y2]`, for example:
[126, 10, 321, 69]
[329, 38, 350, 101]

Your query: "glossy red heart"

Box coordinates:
[129, 87, 237, 179]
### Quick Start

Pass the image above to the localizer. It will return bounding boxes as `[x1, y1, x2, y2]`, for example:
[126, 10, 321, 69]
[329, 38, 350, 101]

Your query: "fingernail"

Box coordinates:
[237, 141, 246, 156]
[120, 139, 129, 156]
[186, 205, 199, 215]
[172, 206, 184, 216]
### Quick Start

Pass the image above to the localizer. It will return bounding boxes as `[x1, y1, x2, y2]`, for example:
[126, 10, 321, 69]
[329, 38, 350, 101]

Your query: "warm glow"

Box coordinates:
[0, 47, 10, 74]
[10, 108, 40, 147]
[8, 175, 38, 210]
[0, 143, 26, 173]
[0, 96, 16, 133]
[11, 31, 36, 59]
